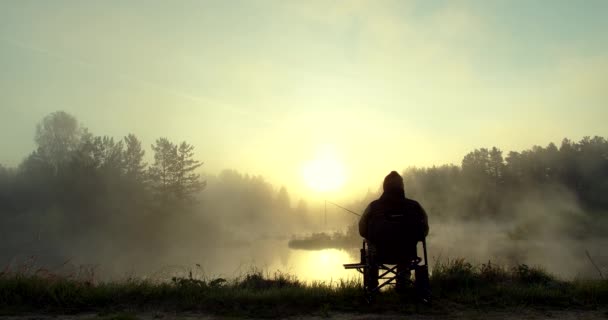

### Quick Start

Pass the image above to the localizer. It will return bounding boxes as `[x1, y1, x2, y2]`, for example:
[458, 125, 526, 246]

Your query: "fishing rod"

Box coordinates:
[325, 200, 362, 217]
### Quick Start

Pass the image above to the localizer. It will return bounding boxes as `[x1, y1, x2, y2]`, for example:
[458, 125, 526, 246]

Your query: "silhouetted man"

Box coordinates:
[359, 171, 429, 291]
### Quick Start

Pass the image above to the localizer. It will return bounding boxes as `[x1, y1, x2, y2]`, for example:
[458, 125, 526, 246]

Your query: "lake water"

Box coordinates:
[183, 240, 362, 284]
[1, 237, 361, 283]
[267, 248, 358, 283]
[5, 234, 606, 282]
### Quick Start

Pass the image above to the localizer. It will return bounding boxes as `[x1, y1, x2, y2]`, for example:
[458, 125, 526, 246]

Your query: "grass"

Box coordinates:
[430, 259, 607, 308]
[0, 259, 606, 317]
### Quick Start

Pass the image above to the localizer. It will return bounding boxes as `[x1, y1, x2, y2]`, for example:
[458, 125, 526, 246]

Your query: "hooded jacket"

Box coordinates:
[358, 172, 429, 245]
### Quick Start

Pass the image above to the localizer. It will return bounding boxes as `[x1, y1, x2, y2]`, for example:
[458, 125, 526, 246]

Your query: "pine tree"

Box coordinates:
[123, 134, 147, 182]
[149, 138, 204, 205]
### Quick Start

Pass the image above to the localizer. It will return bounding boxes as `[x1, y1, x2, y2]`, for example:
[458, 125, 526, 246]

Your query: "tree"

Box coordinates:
[0, 164, 13, 212]
[34, 111, 82, 172]
[149, 138, 204, 205]
[97, 136, 124, 172]
[462, 148, 491, 184]
[149, 138, 177, 201]
[123, 134, 147, 182]
[276, 186, 291, 211]
[488, 147, 505, 186]
[174, 141, 205, 200]
[69, 132, 124, 173]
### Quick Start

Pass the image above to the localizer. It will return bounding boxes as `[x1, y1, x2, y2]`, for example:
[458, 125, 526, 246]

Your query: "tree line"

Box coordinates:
[0, 111, 312, 273]
[399, 137, 608, 238]
[19, 111, 203, 206]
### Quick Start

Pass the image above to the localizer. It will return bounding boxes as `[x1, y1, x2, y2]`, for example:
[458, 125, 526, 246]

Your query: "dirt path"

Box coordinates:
[1, 310, 607, 320]
[295, 310, 608, 320]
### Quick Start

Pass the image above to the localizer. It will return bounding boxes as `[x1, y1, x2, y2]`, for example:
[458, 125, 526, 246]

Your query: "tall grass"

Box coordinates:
[431, 258, 607, 307]
[0, 258, 606, 316]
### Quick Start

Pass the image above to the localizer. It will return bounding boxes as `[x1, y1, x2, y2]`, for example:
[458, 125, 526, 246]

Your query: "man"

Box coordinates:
[359, 171, 429, 291]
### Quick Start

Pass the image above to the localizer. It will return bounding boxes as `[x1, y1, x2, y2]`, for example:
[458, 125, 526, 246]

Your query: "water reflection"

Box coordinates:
[3, 240, 358, 283]
[270, 248, 358, 283]
[210, 242, 361, 284]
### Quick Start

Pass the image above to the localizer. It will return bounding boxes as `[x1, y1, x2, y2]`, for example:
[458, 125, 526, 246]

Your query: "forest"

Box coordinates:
[0, 111, 314, 276]
[1, 111, 607, 277]
[404, 139, 608, 223]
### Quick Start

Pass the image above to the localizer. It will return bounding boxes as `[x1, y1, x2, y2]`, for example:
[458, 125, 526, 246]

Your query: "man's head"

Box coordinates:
[383, 171, 404, 192]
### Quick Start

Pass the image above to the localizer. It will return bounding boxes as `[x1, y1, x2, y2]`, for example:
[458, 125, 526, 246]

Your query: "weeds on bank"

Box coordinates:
[431, 258, 554, 290]
[0, 258, 606, 316]
[431, 258, 607, 307]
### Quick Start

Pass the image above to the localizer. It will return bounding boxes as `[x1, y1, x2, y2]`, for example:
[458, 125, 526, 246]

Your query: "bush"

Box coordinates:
[513, 264, 554, 285]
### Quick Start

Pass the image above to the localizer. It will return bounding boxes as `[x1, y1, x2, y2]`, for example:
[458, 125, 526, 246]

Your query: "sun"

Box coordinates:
[302, 147, 346, 192]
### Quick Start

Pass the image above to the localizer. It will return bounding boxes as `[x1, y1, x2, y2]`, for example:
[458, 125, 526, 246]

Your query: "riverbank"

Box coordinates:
[1, 259, 606, 318]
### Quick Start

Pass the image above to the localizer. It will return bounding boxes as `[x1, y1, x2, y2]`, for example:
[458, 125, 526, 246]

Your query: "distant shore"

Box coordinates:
[288, 231, 360, 250]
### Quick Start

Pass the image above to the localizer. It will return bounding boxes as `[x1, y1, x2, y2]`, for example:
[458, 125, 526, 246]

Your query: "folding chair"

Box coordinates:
[344, 239, 431, 303]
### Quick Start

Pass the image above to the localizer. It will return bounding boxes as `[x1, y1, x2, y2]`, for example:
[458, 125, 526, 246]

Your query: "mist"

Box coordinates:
[0, 112, 330, 280]
[0, 111, 607, 282]
[400, 146, 608, 279]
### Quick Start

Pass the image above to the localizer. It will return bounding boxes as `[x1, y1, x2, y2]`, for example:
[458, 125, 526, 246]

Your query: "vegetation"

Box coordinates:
[0, 111, 311, 272]
[288, 223, 361, 250]
[1, 260, 606, 317]
[402, 139, 608, 226]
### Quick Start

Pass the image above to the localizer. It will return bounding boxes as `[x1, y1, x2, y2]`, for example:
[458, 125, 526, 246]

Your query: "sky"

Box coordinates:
[1, 0, 607, 201]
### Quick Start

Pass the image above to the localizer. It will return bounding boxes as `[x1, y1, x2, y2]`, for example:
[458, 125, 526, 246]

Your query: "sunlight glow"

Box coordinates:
[284, 249, 353, 283]
[302, 147, 346, 192]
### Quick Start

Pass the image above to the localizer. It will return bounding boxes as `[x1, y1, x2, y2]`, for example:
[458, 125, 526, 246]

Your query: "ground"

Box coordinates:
[1, 309, 607, 320]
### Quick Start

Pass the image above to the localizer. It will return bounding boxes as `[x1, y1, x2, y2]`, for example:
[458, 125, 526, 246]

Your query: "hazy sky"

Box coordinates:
[1, 0, 607, 200]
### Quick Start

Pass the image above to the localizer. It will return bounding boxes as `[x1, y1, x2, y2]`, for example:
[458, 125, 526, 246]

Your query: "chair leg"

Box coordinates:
[364, 264, 379, 292]
[395, 264, 409, 294]
[415, 265, 432, 304]
[363, 251, 379, 303]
